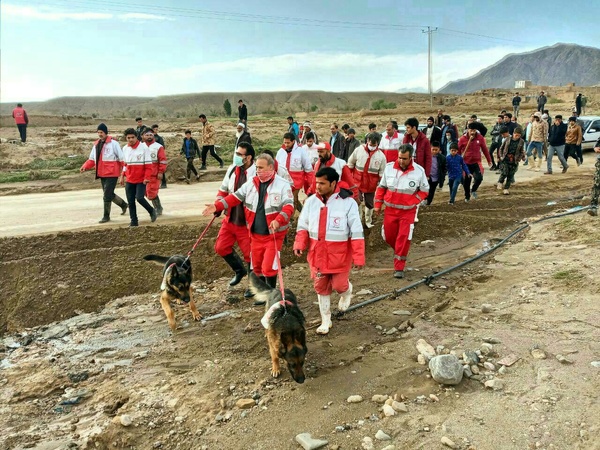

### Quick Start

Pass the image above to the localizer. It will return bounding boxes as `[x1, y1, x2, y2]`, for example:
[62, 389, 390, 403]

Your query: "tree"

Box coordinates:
[223, 99, 232, 117]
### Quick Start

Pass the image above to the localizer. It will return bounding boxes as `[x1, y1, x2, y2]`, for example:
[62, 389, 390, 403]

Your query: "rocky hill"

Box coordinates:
[438, 43, 600, 94]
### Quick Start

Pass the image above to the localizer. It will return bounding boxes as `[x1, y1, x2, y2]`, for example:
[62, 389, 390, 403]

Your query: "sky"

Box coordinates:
[1, 0, 599, 103]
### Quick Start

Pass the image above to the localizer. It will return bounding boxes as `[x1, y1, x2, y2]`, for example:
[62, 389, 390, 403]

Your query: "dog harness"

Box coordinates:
[260, 300, 294, 329]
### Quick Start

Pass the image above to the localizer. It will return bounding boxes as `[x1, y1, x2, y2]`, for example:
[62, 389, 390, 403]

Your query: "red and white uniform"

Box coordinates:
[347, 144, 386, 193]
[143, 140, 167, 199]
[122, 141, 152, 184]
[379, 131, 403, 163]
[294, 188, 365, 294]
[12, 107, 28, 125]
[403, 131, 432, 177]
[375, 161, 429, 271]
[275, 143, 312, 191]
[302, 143, 320, 168]
[214, 174, 294, 277]
[306, 154, 357, 196]
[81, 136, 124, 178]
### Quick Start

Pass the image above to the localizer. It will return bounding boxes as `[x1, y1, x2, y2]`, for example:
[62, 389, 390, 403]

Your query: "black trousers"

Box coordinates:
[186, 158, 198, 178]
[101, 177, 118, 202]
[426, 179, 442, 205]
[564, 144, 582, 163]
[17, 124, 27, 143]
[463, 163, 483, 200]
[201, 145, 223, 166]
[489, 141, 500, 166]
[125, 182, 153, 225]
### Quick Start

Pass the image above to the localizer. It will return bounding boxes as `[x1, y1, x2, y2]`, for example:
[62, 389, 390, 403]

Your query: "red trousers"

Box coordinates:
[145, 178, 160, 200]
[251, 233, 285, 277]
[381, 208, 416, 271]
[313, 271, 350, 295]
[214, 219, 251, 262]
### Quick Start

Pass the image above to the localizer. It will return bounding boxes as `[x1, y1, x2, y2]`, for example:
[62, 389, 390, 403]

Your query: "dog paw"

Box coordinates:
[271, 368, 280, 378]
[191, 312, 202, 321]
[175, 299, 184, 305]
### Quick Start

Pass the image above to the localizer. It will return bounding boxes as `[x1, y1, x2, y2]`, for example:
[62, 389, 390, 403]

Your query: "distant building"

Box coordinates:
[514, 80, 532, 89]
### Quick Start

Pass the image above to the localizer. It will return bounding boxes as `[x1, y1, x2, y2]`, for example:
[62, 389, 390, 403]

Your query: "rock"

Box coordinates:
[463, 350, 479, 365]
[416, 339, 436, 361]
[556, 354, 573, 364]
[356, 289, 373, 296]
[591, 361, 600, 368]
[375, 430, 391, 441]
[436, 345, 445, 355]
[498, 366, 508, 375]
[421, 240, 435, 244]
[417, 354, 427, 365]
[429, 394, 439, 402]
[483, 337, 502, 344]
[362, 437, 374, 450]
[391, 401, 408, 413]
[471, 365, 480, 375]
[385, 327, 398, 335]
[381, 446, 396, 450]
[40, 324, 70, 340]
[347, 395, 363, 403]
[484, 379, 504, 390]
[393, 310, 412, 316]
[236, 398, 256, 409]
[537, 367, 552, 382]
[382, 404, 396, 416]
[463, 365, 473, 378]
[497, 354, 520, 366]
[481, 304, 493, 313]
[483, 362, 496, 371]
[119, 415, 133, 427]
[531, 349, 547, 360]
[153, 442, 162, 448]
[480, 343, 494, 355]
[441, 436, 457, 448]
[429, 355, 463, 385]
[371, 394, 388, 403]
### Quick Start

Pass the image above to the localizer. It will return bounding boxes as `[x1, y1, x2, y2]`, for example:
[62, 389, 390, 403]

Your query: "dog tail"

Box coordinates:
[249, 271, 279, 304]
[143, 254, 170, 265]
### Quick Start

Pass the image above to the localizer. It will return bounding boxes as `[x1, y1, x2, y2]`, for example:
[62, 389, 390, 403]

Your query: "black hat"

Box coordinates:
[97, 123, 108, 134]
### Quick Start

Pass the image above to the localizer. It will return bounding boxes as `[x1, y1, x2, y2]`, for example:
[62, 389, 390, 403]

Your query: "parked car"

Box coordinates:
[578, 116, 600, 150]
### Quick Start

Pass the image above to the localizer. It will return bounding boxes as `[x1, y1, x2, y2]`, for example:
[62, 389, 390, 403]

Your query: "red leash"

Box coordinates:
[272, 232, 285, 299]
[183, 215, 216, 266]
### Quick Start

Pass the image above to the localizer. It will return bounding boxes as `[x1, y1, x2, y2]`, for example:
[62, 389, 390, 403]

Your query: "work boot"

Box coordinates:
[338, 282, 353, 312]
[265, 276, 278, 289]
[152, 198, 163, 216]
[316, 295, 332, 335]
[223, 253, 247, 286]
[150, 208, 157, 223]
[113, 195, 128, 215]
[588, 207, 598, 217]
[253, 276, 267, 305]
[99, 201, 111, 223]
[394, 270, 404, 279]
[244, 263, 255, 298]
[364, 208, 374, 229]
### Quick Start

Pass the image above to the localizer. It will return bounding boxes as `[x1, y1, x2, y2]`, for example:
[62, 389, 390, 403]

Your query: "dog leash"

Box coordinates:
[182, 215, 216, 267]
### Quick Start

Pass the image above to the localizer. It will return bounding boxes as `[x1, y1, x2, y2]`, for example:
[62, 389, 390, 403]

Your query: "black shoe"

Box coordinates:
[99, 217, 110, 223]
[121, 203, 128, 215]
[150, 209, 157, 222]
[129, 222, 138, 227]
[200, 165, 207, 170]
[394, 270, 404, 279]
[223, 253, 247, 286]
[196, 175, 200, 181]
[219, 163, 224, 168]
[589, 207, 598, 217]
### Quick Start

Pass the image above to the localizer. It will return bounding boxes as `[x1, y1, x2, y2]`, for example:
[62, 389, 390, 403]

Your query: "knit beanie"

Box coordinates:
[97, 123, 108, 134]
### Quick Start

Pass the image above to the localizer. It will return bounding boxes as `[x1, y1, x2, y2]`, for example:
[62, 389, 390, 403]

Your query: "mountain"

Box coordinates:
[438, 43, 600, 94]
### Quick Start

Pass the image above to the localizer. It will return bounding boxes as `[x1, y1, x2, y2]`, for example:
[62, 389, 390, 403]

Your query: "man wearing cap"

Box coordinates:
[306, 142, 356, 196]
[379, 121, 403, 163]
[275, 132, 313, 214]
[142, 128, 167, 215]
[424, 116, 442, 144]
[347, 132, 386, 228]
[12, 103, 29, 143]
[235, 122, 252, 148]
[300, 122, 319, 145]
[80, 123, 128, 223]
[293, 166, 365, 335]
[458, 123, 492, 201]
[199, 114, 224, 169]
[545, 115, 569, 175]
[565, 116, 583, 166]
[238, 99, 248, 125]
[375, 144, 429, 279]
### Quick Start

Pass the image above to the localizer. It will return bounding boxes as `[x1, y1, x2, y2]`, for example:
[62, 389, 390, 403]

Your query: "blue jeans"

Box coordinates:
[527, 141, 544, 159]
[448, 178, 462, 203]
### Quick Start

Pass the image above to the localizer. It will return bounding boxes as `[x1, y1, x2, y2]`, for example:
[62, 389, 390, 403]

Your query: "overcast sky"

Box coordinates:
[1, 0, 598, 102]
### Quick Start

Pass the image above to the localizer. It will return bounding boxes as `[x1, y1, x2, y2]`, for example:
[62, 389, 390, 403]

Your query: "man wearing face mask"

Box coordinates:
[306, 142, 356, 197]
[235, 122, 252, 148]
[212, 142, 256, 292]
[275, 132, 313, 214]
[203, 153, 294, 294]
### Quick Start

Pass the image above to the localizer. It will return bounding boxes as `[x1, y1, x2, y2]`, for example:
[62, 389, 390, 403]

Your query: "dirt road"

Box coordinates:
[0, 181, 221, 238]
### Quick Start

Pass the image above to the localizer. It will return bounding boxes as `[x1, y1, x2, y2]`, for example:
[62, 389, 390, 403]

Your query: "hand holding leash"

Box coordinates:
[202, 204, 217, 216]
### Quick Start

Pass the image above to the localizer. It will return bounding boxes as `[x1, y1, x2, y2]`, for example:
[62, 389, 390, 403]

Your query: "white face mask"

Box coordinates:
[367, 145, 377, 151]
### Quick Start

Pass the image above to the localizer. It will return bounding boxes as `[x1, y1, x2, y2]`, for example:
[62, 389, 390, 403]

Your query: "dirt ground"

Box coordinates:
[1, 110, 599, 450]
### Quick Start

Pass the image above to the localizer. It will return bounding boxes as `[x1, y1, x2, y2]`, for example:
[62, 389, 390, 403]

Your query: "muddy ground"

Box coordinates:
[1, 108, 599, 450]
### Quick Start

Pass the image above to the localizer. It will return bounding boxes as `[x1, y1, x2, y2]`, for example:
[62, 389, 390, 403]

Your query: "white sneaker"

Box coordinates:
[338, 282, 353, 312]
[316, 295, 332, 335]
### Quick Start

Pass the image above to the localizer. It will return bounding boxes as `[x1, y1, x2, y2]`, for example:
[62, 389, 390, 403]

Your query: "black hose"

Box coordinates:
[337, 205, 590, 317]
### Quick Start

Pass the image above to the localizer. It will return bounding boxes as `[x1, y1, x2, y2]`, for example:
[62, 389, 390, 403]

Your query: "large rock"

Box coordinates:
[428, 355, 463, 385]
[295, 433, 328, 450]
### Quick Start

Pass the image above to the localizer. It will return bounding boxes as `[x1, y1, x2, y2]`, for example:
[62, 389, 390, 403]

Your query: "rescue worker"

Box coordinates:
[375, 144, 429, 279]
[275, 132, 313, 213]
[12, 103, 29, 143]
[306, 142, 356, 196]
[80, 123, 128, 223]
[379, 121, 403, 163]
[294, 167, 365, 335]
[142, 128, 167, 216]
[346, 132, 386, 228]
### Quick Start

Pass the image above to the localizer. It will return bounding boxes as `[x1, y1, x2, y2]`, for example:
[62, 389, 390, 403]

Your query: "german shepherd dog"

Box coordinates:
[143, 254, 202, 331]
[249, 272, 307, 384]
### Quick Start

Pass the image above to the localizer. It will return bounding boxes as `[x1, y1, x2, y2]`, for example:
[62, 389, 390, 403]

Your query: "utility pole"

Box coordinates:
[422, 26, 438, 108]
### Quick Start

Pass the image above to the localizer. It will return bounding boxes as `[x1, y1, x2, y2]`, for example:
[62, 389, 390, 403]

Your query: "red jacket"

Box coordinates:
[306, 154, 357, 196]
[403, 131, 432, 177]
[294, 187, 365, 275]
[347, 144, 387, 193]
[143, 140, 167, 178]
[122, 141, 153, 184]
[458, 134, 492, 166]
[215, 175, 295, 238]
[12, 107, 28, 125]
[81, 136, 124, 178]
[375, 161, 429, 212]
[275, 143, 312, 191]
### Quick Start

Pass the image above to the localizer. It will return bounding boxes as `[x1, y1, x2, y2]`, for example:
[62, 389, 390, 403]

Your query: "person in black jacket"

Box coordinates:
[238, 100, 248, 125]
[329, 123, 347, 160]
[489, 115, 504, 170]
[426, 141, 447, 205]
[181, 130, 201, 183]
[424, 116, 442, 144]
[512, 93, 522, 119]
[235, 122, 252, 148]
[544, 115, 569, 175]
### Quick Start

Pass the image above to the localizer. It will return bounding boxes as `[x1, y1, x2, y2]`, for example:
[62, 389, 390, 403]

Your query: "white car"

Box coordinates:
[578, 116, 600, 150]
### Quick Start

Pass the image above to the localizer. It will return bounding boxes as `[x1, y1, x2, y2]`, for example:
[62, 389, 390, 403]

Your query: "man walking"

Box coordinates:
[293, 167, 365, 335]
[203, 154, 294, 291]
[545, 115, 569, 175]
[235, 122, 252, 147]
[238, 99, 248, 125]
[537, 91, 547, 112]
[306, 142, 356, 196]
[403, 117, 432, 177]
[375, 144, 429, 279]
[330, 123, 347, 161]
[588, 138, 600, 216]
[12, 103, 29, 143]
[379, 121, 403, 163]
[135, 117, 149, 140]
[300, 122, 318, 145]
[565, 116, 583, 166]
[276, 132, 313, 213]
[512, 93, 522, 119]
[458, 123, 492, 201]
[287, 116, 300, 141]
[152, 124, 168, 189]
[181, 130, 201, 183]
[424, 116, 442, 144]
[199, 114, 224, 169]
[489, 115, 504, 170]
[142, 128, 167, 216]
[496, 126, 526, 195]
[347, 133, 386, 228]
[80, 123, 128, 223]
[344, 128, 361, 159]
[526, 112, 548, 171]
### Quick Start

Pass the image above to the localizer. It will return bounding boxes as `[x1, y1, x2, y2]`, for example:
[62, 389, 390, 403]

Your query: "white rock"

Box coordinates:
[417, 354, 427, 365]
[416, 339, 436, 360]
[375, 430, 391, 441]
[119, 415, 133, 427]
[441, 436, 457, 448]
[481, 304, 493, 313]
[371, 394, 388, 403]
[429, 355, 463, 385]
[381, 446, 396, 450]
[556, 354, 573, 364]
[356, 289, 373, 296]
[480, 343, 494, 355]
[382, 404, 396, 416]
[483, 362, 496, 371]
[295, 433, 328, 450]
[429, 394, 439, 402]
[362, 436, 375, 450]
[531, 348, 547, 359]
[591, 361, 600, 368]
[393, 310, 412, 316]
[347, 395, 363, 403]
[484, 379, 504, 390]
[391, 401, 408, 412]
